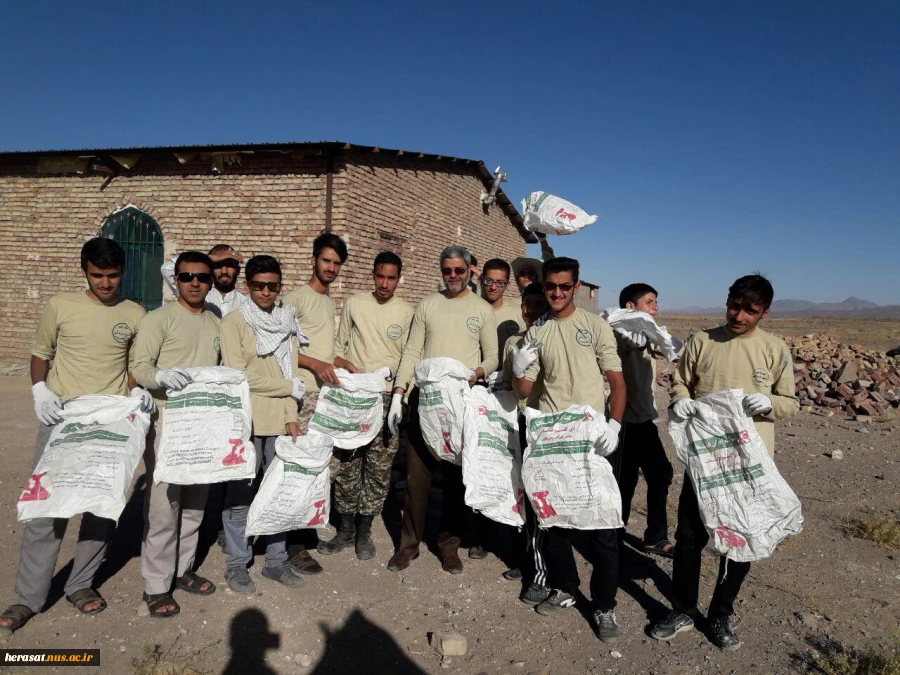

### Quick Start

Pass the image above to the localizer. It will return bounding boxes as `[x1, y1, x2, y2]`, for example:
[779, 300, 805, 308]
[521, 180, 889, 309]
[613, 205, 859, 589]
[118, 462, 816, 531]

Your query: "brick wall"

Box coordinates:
[0, 148, 525, 362]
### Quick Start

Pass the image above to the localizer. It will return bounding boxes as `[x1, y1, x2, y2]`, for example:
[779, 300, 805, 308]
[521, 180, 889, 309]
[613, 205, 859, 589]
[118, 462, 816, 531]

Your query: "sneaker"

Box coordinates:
[593, 609, 621, 643]
[502, 567, 523, 581]
[710, 617, 741, 651]
[262, 565, 305, 588]
[224, 567, 256, 594]
[535, 590, 575, 616]
[519, 583, 551, 606]
[649, 610, 694, 641]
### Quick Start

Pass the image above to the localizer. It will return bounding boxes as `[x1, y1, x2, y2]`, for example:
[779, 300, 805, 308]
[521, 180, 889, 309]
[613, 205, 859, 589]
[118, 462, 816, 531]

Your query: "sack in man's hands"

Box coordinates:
[601, 307, 680, 362]
[309, 369, 386, 449]
[414, 357, 474, 465]
[18, 395, 150, 523]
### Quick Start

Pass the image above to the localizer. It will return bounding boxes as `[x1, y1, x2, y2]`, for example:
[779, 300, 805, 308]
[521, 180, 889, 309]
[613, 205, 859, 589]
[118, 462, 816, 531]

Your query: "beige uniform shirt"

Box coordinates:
[31, 291, 145, 402]
[617, 335, 658, 424]
[219, 310, 299, 437]
[395, 290, 499, 390]
[281, 284, 336, 393]
[492, 301, 525, 369]
[670, 325, 799, 456]
[334, 292, 414, 391]
[131, 302, 221, 411]
[523, 308, 622, 414]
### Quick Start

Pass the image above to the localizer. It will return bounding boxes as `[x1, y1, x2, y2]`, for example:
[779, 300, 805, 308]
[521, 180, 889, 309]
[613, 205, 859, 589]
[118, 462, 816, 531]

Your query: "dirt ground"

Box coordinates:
[0, 370, 899, 675]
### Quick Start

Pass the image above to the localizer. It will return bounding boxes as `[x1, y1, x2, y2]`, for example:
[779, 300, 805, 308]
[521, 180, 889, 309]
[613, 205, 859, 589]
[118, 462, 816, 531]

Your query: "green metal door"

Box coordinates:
[99, 207, 164, 311]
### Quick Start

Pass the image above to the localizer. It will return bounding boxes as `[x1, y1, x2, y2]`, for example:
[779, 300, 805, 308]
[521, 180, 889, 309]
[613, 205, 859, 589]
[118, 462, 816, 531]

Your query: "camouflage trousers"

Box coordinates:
[332, 392, 399, 516]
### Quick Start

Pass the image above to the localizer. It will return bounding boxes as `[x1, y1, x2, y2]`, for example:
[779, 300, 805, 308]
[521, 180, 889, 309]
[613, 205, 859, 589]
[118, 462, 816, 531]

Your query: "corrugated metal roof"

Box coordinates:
[0, 140, 536, 243]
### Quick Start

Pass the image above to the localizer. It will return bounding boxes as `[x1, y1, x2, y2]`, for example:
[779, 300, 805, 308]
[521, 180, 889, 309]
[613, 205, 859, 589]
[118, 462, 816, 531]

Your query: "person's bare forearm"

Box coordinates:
[30, 356, 50, 385]
[512, 376, 533, 400]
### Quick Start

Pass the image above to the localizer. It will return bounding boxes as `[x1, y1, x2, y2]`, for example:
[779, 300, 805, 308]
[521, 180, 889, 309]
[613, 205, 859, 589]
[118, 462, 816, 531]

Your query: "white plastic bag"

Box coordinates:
[522, 405, 623, 530]
[414, 357, 474, 465]
[155, 366, 255, 485]
[309, 368, 387, 449]
[601, 307, 679, 362]
[246, 433, 334, 536]
[521, 191, 598, 236]
[668, 389, 803, 562]
[462, 387, 525, 527]
[18, 395, 150, 523]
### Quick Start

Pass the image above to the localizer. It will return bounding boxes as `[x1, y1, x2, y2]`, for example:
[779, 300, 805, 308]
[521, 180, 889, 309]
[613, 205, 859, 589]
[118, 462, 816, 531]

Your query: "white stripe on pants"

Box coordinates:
[141, 422, 210, 595]
[14, 423, 115, 613]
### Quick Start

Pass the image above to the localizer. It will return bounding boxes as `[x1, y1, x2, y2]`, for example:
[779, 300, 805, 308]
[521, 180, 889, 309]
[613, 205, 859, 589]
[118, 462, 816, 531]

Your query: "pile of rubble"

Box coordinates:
[787, 334, 900, 420]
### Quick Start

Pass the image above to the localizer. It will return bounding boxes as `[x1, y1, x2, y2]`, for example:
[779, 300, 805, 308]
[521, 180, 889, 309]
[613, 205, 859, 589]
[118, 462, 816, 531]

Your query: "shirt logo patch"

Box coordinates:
[575, 329, 592, 346]
[111, 322, 132, 344]
[466, 317, 481, 334]
[386, 324, 403, 341]
[214, 337, 221, 354]
[752, 368, 771, 386]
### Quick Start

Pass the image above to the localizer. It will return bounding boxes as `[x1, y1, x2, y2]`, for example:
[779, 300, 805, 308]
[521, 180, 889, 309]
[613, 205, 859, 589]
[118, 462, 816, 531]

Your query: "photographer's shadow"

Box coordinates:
[222, 608, 280, 675]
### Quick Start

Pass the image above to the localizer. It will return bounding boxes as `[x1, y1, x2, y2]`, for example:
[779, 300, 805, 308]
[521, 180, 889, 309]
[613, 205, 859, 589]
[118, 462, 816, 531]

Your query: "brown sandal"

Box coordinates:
[66, 588, 107, 616]
[175, 571, 216, 595]
[0, 604, 36, 636]
[644, 540, 675, 559]
[142, 592, 180, 619]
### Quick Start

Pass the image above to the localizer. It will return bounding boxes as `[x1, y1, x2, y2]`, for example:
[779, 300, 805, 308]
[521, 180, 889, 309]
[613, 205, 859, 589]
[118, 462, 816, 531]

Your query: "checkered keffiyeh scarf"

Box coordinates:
[240, 301, 309, 379]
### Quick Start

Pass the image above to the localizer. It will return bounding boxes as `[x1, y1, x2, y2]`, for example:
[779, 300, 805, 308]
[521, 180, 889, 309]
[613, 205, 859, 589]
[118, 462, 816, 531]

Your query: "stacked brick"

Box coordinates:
[787, 334, 900, 420]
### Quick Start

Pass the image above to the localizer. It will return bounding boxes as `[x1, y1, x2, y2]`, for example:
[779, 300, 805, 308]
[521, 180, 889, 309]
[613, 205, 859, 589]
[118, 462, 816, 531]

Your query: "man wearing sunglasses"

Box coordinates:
[219, 255, 308, 593]
[387, 246, 498, 575]
[132, 251, 221, 618]
[480, 258, 525, 371]
[281, 232, 349, 575]
[206, 244, 247, 318]
[1, 238, 147, 638]
[511, 257, 626, 644]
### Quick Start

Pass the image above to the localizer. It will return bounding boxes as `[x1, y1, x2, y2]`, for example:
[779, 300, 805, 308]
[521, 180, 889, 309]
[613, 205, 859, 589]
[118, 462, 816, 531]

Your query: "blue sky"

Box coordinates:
[2, 1, 898, 309]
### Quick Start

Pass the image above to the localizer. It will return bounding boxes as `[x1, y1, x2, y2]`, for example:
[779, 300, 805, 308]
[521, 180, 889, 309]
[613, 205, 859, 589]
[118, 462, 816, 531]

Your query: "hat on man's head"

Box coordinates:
[208, 245, 245, 265]
[511, 257, 543, 282]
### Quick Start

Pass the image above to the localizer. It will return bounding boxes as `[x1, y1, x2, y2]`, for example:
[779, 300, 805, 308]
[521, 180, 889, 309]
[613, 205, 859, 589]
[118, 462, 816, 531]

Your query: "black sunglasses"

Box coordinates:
[543, 281, 576, 292]
[248, 281, 282, 292]
[176, 272, 213, 284]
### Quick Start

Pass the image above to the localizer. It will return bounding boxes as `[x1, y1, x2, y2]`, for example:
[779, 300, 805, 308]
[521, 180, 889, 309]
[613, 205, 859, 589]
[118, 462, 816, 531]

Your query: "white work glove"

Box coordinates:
[32, 382, 63, 426]
[387, 393, 404, 436]
[671, 398, 698, 419]
[485, 371, 501, 389]
[511, 336, 542, 378]
[290, 377, 306, 401]
[130, 387, 156, 414]
[615, 328, 648, 350]
[743, 393, 773, 416]
[154, 367, 191, 391]
[596, 419, 621, 457]
[373, 366, 391, 381]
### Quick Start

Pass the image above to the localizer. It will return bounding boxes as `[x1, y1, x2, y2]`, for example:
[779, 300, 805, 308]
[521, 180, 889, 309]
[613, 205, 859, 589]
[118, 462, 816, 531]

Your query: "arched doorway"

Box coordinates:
[99, 206, 164, 311]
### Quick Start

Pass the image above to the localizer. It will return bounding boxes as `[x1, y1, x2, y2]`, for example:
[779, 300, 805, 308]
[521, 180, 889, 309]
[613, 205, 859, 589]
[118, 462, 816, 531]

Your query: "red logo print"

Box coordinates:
[555, 208, 576, 221]
[531, 490, 557, 519]
[714, 526, 747, 548]
[360, 423, 371, 433]
[581, 411, 595, 422]
[512, 488, 526, 514]
[222, 439, 247, 466]
[478, 405, 488, 416]
[20, 472, 50, 502]
[307, 499, 327, 526]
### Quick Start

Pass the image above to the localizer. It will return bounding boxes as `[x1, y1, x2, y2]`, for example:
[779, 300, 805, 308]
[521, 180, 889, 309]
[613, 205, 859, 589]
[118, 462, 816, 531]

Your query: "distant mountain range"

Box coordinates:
[668, 297, 900, 318]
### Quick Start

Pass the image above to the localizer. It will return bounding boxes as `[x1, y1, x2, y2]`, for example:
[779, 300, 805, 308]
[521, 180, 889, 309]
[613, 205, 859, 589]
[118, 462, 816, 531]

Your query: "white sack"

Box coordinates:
[521, 191, 598, 236]
[414, 357, 474, 465]
[155, 366, 255, 486]
[667, 389, 803, 562]
[309, 368, 387, 449]
[462, 387, 525, 527]
[246, 433, 334, 536]
[18, 395, 150, 523]
[601, 307, 679, 363]
[522, 406, 623, 530]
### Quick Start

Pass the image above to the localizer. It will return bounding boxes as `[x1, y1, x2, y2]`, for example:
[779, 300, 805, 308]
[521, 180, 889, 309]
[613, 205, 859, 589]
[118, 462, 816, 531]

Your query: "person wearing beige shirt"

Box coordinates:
[219, 255, 308, 594]
[1, 238, 148, 637]
[279, 232, 348, 576]
[609, 283, 676, 561]
[480, 258, 525, 371]
[319, 252, 414, 561]
[131, 251, 221, 618]
[650, 274, 799, 652]
[387, 246, 499, 576]
[511, 257, 626, 644]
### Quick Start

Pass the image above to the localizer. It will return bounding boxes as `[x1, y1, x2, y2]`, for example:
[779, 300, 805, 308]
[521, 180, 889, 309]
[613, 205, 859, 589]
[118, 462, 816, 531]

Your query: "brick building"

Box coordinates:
[0, 141, 535, 362]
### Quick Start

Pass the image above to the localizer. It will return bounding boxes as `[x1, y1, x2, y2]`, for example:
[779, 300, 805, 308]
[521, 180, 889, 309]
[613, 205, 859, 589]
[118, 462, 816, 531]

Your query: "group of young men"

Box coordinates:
[1, 233, 799, 654]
